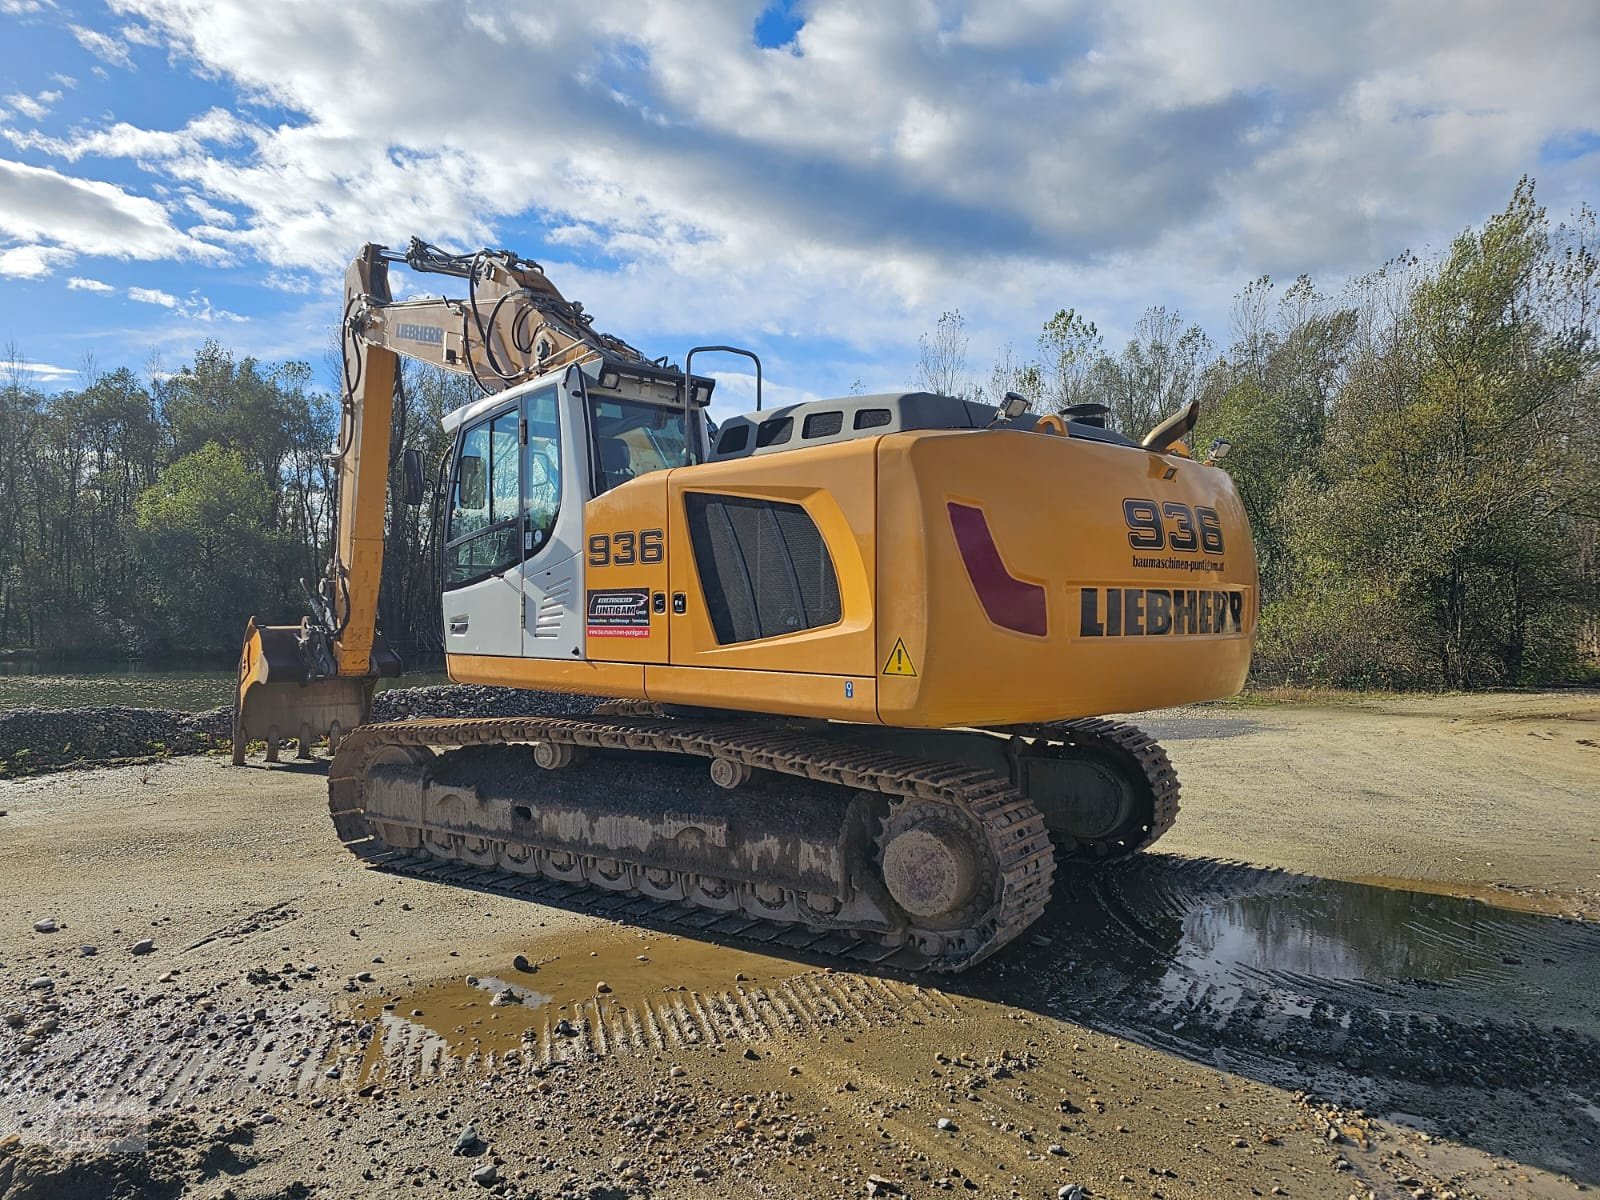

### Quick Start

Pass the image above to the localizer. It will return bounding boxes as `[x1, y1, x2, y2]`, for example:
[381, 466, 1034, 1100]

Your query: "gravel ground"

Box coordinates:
[0, 686, 598, 777]
[0, 692, 1596, 1200]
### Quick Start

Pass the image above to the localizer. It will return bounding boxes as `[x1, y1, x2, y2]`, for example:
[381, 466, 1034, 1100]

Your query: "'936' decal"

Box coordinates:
[588, 529, 664, 567]
[1123, 499, 1223, 554]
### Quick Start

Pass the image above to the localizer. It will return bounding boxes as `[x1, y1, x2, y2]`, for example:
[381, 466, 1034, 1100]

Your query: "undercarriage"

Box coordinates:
[327, 709, 1179, 971]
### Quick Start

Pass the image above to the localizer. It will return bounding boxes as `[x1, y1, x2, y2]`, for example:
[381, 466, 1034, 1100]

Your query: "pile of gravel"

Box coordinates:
[370, 684, 598, 723]
[0, 706, 226, 775]
[0, 684, 600, 777]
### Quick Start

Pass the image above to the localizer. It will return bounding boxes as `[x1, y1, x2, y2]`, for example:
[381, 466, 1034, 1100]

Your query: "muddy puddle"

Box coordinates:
[1168, 876, 1579, 987]
[341, 931, 821, 1084]
[968, 857, 1600, 1094]
[1032, 857, 1597, 1009]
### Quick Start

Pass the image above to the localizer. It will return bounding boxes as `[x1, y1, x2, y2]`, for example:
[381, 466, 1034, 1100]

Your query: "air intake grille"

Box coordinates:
[685, 494, 841, 644]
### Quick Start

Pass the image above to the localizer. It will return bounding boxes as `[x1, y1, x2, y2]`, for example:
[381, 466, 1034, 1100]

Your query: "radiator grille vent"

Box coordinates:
[685, 494, 841, 645]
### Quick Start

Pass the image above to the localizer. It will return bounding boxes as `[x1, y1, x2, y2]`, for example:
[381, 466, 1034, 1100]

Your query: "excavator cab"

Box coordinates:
[236, 339, 714, 761]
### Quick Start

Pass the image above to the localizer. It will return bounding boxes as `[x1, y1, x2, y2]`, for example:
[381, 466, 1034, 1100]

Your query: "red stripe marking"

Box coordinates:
[946, 502, 1047, 637]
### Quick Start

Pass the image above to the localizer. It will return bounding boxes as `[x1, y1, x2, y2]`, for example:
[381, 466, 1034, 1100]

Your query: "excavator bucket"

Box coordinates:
[232, 617, 394, 764]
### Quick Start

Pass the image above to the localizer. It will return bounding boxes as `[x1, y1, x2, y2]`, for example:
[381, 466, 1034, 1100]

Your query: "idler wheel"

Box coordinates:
[709, 757, 752, 789]
[879, 818, 978, 921]
[533, 740, 579, 770]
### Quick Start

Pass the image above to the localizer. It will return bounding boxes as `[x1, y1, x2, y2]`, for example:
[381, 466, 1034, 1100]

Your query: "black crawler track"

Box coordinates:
[328, 712, 1176, 971]
[1012, 716, 1181, 861]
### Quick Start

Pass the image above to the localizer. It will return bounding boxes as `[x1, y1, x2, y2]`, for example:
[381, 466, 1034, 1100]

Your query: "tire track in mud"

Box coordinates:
[963, 855, 1600, 1101]
[339, 970, 964, 1087]
[0, 962, 965, 1129]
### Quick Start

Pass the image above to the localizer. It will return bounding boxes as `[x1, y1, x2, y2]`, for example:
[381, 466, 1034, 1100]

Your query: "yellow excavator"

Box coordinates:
[233, 238, 1256, 971]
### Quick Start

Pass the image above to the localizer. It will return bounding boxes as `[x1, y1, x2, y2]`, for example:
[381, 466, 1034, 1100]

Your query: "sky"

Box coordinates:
[0, 0, 1596, 418]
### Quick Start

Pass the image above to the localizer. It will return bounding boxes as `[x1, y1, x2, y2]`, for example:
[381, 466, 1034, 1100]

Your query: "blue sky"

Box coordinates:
[1, 0, 1596, 416]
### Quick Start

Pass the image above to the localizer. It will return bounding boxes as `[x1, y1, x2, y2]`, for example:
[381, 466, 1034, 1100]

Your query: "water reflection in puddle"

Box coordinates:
[1027, 859, 1600, 1033]
[1170, 883, 1542, 988]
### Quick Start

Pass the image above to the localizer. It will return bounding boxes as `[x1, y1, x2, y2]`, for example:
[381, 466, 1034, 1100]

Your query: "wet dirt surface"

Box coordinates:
[1, 692, 1597, 1198]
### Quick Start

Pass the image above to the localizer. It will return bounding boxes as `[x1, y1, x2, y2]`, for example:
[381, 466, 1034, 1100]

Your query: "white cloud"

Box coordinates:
[69, 24, 134, 69]
[67, 276, 116, 292]
[4, 108, 249, 163]
[0, 244, 73, 277]
[0, 159, 222, 277]
[128, 284, 243, 321]
[4, 0, 1591, 378]
[3, 91, 58, 120]
[262, 270, 315, 294]
[0, 0, 55, 13]
[128, 285, 178, 308]
[182, 192, 236, 225]
[120, 23, 163, 47]
[11, 361, 76, 383]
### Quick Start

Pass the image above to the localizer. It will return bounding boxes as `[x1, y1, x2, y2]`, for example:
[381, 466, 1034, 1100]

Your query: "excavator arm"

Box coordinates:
[233, 239, 651, 762]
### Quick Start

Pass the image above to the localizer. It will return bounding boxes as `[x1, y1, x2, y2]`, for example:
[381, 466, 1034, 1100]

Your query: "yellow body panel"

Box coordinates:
[449, 654, 645, 697]
[332, 347, 395, 675]
[666, 442, 877, 679]
[646, 666, 876, 720]
[875, 430, 1254, 726]
[443, 424, 1255, 728]
[582, 473, 672, 665]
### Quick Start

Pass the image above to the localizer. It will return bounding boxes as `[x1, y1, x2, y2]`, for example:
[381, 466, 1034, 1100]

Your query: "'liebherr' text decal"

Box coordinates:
[1080, 587, 1245, 637]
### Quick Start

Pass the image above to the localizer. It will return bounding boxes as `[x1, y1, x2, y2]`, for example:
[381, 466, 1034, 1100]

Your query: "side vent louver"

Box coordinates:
[685, 494, 841, 645]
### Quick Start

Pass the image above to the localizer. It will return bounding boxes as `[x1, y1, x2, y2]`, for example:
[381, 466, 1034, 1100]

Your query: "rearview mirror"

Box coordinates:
[401, 447, 425, 506]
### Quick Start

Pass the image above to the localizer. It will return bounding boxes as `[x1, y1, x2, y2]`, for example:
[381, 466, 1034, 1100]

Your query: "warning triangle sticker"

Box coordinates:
[881, 638, 918, 677]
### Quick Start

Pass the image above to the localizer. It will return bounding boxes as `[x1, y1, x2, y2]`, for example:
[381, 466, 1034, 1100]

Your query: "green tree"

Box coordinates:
[1196, 275, 1356, 605]
[1271, 180, 1599, 686]
[135, 443, 282, 655]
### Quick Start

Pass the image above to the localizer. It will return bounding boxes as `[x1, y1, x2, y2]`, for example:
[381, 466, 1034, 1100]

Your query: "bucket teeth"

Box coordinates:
[233, 617, 374, 765]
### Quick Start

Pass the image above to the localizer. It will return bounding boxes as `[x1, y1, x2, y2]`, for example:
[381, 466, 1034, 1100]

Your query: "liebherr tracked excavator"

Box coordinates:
[233, 238, 1256, 971]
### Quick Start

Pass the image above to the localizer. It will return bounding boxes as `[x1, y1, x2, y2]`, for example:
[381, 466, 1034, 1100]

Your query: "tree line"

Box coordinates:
[1, 180, 1594, 689]
[914, 181, 1599, 688]
[0, 341, 466, 664]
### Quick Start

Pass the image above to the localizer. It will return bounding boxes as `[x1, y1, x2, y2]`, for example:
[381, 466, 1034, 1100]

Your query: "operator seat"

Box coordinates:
[597, 436, 636, 493]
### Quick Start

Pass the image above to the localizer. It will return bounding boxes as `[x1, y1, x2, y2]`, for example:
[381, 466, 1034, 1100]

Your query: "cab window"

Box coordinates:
[589, 396, 696, 494]
[445, 407, 520, 587]
[523, 387, 562, 553]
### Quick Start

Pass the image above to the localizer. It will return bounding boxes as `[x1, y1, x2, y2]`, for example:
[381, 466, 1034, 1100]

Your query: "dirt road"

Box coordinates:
[1, 693, 1596, 1199]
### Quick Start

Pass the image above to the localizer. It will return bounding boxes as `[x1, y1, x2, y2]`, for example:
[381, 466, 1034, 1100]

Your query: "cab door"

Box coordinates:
[442, 403, 524, 657]
[519, 377, 585, 660]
